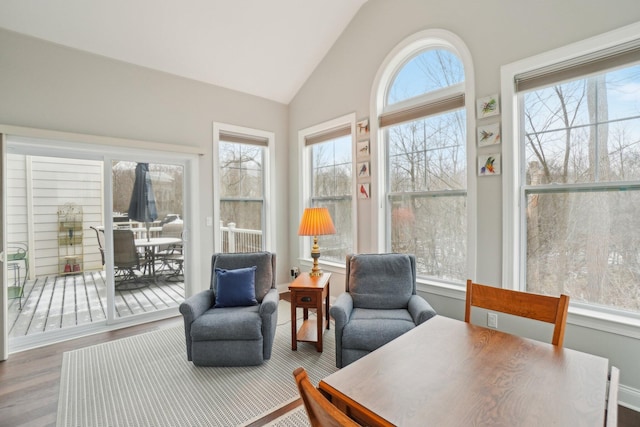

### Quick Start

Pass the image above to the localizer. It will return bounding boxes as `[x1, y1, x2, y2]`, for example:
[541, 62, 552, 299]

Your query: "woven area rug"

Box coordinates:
[56, 301, 335, 427]
[264, 406, 310, 427]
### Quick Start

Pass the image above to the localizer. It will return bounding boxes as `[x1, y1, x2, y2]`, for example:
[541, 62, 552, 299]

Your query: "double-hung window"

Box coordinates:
[505, 33, 640, 316]
[300, 115, 355, 264]
[378, 36, 473, 285]
[213, 123, 275, 253]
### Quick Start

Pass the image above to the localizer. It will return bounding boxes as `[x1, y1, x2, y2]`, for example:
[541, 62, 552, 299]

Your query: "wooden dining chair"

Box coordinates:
[293, 367, 360, 427]
[465, 279, 570, 346]
[605, 366, 620, 427]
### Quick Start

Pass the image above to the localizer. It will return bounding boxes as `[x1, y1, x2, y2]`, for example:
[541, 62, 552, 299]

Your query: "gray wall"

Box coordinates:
[0, 28, 290, 288]
[288, 0, 640, 406]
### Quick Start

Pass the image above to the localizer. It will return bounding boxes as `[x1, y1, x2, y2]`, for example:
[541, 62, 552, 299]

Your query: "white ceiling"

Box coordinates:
[0, 0, 367, 104]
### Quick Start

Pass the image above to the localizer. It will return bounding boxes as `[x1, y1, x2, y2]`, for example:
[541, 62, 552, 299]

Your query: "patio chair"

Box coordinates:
[156, 221, 183, 280]
[7, 242, 29, 309]
[90, 225, 105, 266]
[113, 229, 152, 289]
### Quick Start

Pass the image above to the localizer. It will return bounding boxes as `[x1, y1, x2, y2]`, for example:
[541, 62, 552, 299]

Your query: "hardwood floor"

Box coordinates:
[2, 291, 638, 427]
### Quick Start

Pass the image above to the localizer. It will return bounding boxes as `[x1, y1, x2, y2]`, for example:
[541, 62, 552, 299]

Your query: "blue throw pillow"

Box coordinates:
[214, 266, 258, 308]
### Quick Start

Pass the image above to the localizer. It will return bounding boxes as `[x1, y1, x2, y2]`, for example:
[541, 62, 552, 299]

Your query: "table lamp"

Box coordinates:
[298, 207, 336, 277]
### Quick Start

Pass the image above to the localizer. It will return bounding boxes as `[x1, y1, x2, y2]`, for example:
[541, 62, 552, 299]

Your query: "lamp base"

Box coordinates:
[309, 238, 322, 277]
[309, 268, 323, 277]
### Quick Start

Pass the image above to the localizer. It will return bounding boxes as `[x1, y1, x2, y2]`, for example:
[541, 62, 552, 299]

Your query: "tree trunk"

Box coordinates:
[585, 75, 610, 303]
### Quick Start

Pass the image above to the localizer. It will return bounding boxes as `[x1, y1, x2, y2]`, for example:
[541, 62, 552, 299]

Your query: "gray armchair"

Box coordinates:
[329, 253, 437, 368]
[179, 252, 278, 366]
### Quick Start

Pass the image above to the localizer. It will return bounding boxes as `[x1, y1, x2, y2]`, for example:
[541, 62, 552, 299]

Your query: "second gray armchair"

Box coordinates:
[330, 253, 437, 368]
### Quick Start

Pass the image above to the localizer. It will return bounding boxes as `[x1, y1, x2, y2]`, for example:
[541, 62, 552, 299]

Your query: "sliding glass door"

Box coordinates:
[5, 136, 194, 352]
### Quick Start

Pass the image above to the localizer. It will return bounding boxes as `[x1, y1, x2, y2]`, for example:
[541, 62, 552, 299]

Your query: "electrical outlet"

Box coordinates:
[487, 312, 498, 328]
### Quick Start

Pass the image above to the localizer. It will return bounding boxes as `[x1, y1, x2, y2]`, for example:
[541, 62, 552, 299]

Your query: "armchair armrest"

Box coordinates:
[329, 292, 354, 368]
[329, 292, 354, 330]
[408, 294, 437, 325]
[259, 288, 279, 316]
[180, 289, 214, 323]
[259, 288, 279, 360]
[179, 289, 214, 361]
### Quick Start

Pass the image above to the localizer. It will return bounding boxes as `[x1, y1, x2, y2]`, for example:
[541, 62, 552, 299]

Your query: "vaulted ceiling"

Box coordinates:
[0, 0, 367, 104]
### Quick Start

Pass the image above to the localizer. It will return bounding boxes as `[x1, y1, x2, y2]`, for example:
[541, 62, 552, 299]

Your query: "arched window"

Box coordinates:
[387, 49, 464, 105]
[374, 30, 475, 285]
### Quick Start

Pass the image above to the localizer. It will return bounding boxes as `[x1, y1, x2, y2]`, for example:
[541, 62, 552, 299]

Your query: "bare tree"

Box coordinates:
[311, 140, 353, 260]
[524, 82, 585, 295]
[522, 68, 640, 310]
[386, 48, 467, 281]
[585, 75, 610, 302]
[219, 143, 263, 230]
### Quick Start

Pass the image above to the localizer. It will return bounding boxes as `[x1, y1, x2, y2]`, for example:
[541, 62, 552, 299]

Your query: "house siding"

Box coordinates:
[7, 154, 104, 277]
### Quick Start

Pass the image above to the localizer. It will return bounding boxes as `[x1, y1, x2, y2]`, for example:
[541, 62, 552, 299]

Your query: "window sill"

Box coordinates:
[297, 258, 345, 275]
[416, 279, 466, 300]
[568, 306, 640, 339]
[416, 279, 640, 340]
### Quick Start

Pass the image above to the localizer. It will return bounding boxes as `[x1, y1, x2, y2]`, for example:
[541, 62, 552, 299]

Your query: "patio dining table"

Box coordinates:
[135, 237, 182, 279]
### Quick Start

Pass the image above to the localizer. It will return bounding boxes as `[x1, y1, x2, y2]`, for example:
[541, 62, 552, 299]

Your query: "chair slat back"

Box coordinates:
[161, 221, 183, 238]
[605, 366, 620, 427]
[293, 367, 360, 427]
[465, 279, 570, 346]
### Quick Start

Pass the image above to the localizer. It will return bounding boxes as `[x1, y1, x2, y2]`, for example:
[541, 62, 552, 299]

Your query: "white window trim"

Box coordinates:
[501, 21, 640, 335]
[298, 113, 357, 265]
[370, 28, 477, 284]
[212, 122, 276, 253]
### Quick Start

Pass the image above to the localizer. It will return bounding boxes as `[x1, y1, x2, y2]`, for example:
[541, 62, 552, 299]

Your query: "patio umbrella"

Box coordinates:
[128, 163, 158, 241]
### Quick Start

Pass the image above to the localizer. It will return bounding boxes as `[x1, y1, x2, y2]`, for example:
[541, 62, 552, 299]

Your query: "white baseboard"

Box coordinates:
[620, 384, 640, 412]
[277, 282, 290, 294]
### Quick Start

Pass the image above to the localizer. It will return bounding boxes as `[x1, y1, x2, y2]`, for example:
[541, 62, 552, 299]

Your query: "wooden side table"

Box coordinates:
[289, 272, 331, 352]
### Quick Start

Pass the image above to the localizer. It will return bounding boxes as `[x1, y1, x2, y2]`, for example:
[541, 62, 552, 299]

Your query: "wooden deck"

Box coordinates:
[7, 270, 184, 338]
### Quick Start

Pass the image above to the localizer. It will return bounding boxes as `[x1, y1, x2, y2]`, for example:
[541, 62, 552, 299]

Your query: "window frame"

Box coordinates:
[501, 22, 640, 334]
[212, 122, 276, 253]
[371, 29, 477, 289]
[298, 113, 357, 266]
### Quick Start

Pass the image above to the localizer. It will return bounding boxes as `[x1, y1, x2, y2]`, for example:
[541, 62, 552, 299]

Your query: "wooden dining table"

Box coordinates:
[319, 315, 609, 427]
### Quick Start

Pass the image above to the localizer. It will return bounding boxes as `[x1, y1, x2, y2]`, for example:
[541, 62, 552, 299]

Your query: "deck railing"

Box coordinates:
[220, 222, 263, 253]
